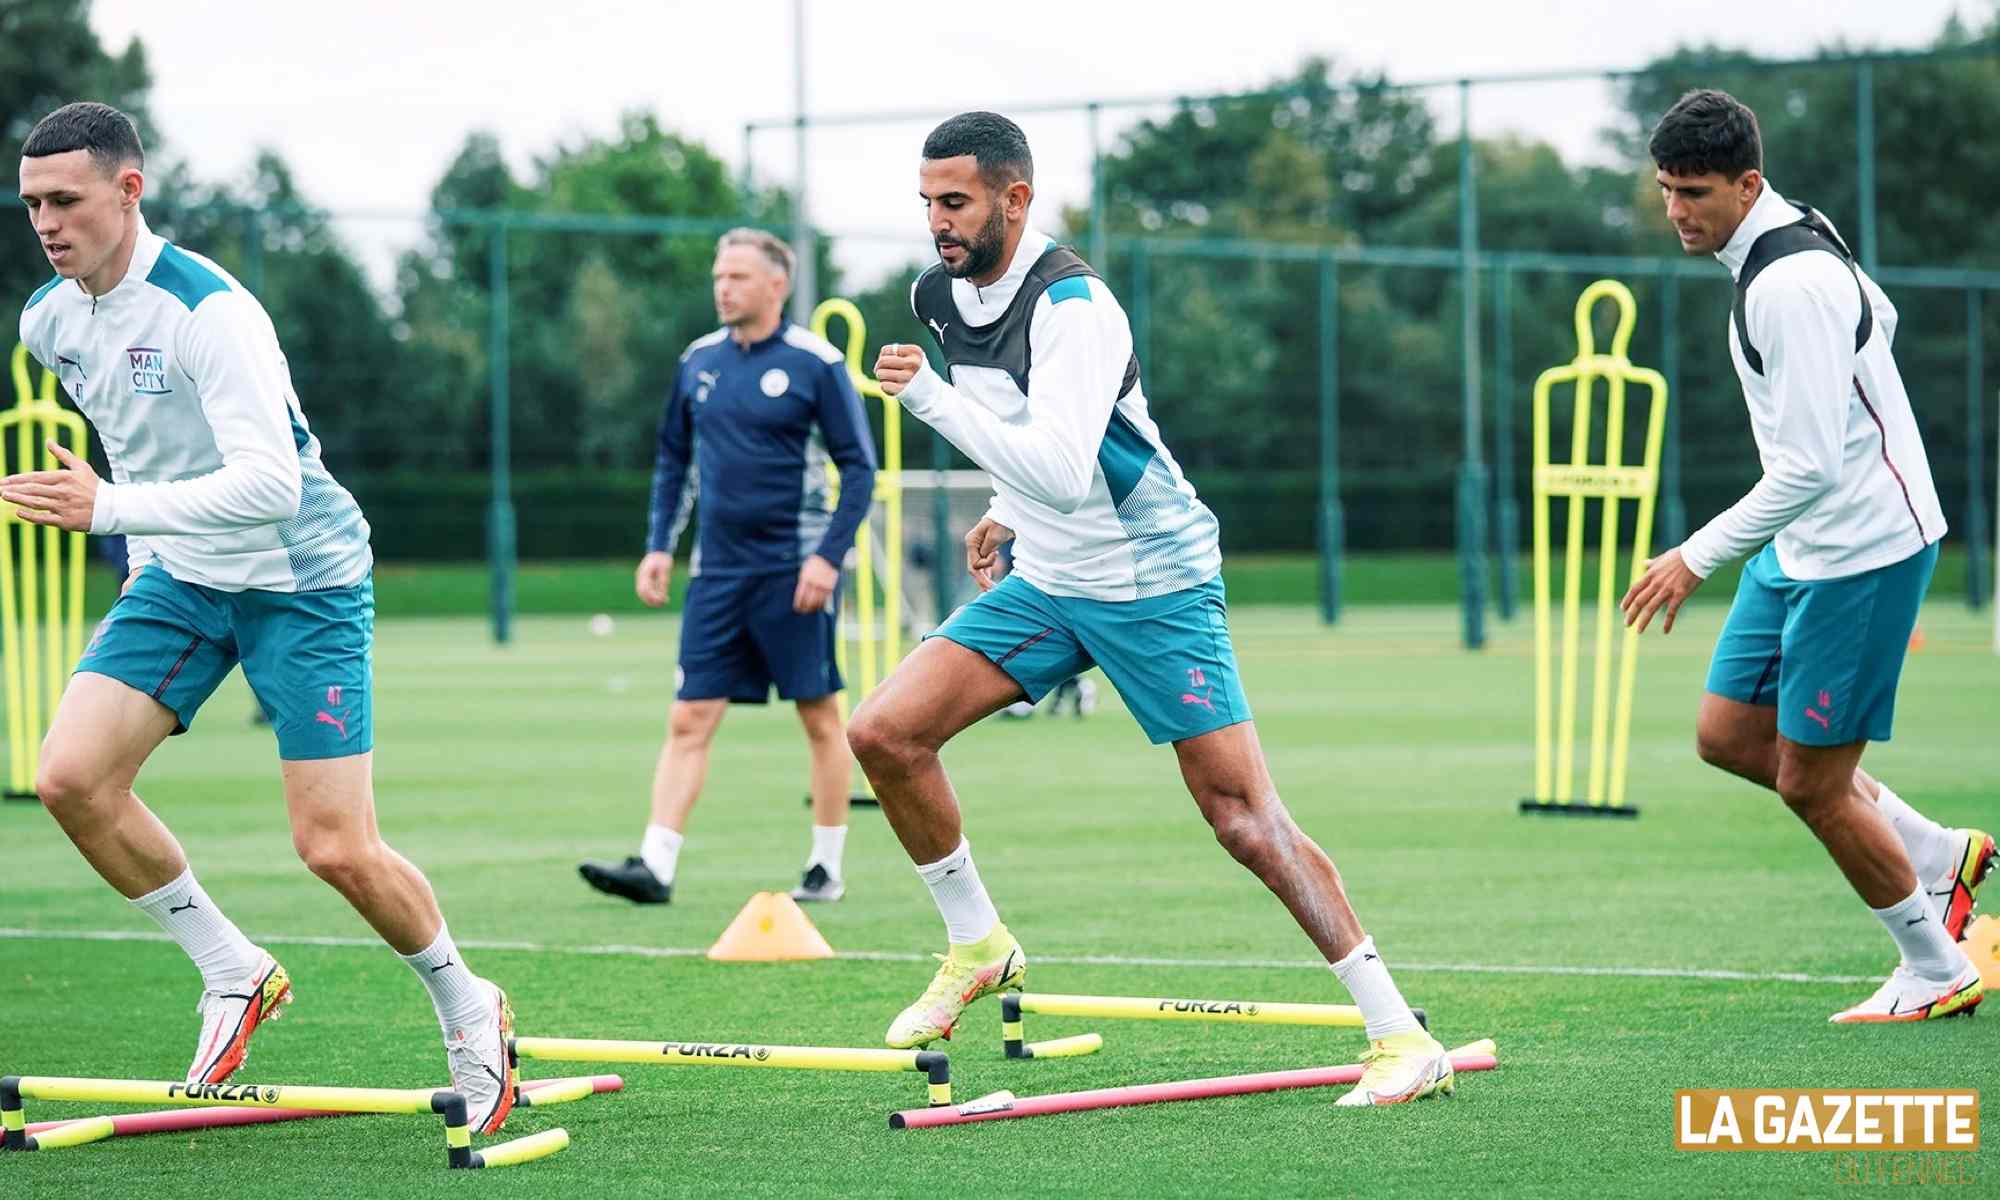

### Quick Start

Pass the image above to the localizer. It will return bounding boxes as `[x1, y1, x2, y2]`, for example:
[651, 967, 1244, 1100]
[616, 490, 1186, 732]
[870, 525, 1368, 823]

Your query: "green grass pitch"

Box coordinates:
[2, 598, 1995, 1197]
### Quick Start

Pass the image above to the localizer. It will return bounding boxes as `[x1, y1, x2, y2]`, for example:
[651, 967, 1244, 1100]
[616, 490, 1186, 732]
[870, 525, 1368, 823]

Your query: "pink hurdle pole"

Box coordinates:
[889, 1052, 1497, 1129]
[24, 1074, 623, 1139]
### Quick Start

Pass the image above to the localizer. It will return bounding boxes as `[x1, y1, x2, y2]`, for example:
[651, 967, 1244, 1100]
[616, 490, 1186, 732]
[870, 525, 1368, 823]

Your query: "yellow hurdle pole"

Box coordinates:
[1, 1075, 479, 1168]
[514, 1077, 592, 1107]
[470, 1128, 570, 1170]
[1020, 994, 1368, 1026]
[1611, 369, 1671, 807]
[513, 1037, 953, 1105]
[1001, 992, 1426, 1060]
[24, 1115, 115, 1151]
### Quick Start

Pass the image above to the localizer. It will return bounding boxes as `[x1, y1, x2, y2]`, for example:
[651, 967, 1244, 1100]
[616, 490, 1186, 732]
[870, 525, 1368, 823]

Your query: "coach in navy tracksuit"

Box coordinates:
[580, 228, 877, 907]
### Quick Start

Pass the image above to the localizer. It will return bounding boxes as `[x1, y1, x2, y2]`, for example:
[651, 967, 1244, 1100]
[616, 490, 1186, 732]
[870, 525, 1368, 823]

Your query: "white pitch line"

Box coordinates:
[0, 927, 1880, 986]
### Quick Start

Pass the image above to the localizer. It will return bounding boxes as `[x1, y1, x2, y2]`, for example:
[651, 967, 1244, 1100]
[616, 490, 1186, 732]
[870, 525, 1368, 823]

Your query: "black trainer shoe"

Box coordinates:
[578, 856, 671, 904]
[790, 862, 845, 903]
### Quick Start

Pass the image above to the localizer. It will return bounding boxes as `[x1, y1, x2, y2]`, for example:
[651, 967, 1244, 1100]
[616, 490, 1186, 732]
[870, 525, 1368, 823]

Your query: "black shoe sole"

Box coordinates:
[577, 863, 670, 904]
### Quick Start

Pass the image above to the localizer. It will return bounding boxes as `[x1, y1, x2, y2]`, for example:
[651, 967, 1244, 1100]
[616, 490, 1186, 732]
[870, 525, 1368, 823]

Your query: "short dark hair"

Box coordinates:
[22, 102, 145, 175]
[922, 111, 1033, 189]
[1648, 89, 1761, 179]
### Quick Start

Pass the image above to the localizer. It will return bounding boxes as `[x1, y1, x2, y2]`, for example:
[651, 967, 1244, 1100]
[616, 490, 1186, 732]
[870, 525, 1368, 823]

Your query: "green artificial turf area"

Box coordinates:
[2, 600, 1996, 1197]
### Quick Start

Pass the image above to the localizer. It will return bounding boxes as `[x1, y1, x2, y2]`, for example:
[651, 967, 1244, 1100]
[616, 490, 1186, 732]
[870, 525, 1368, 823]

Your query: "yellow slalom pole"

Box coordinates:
[471, 1128, 570, 1169]
[854, 516, 877, 695]
[1519, 280, 1664, 817]
[1019, 993, 1367, 1027]
[16, 413, 40, 761]
[878, 373, 901, 670]
[1611, 368, 1670, 807]
[0, 410, 25, 796]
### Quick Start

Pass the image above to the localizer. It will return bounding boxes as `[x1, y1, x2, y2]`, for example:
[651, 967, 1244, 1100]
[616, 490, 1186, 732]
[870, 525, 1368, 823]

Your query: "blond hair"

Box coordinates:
[715, 227, 796, 280]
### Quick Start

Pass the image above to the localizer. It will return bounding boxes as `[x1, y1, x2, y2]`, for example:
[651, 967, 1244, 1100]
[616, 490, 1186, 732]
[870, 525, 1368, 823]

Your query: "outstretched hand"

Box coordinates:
[1620, 546, 1704, 635]
[0, 439, 99, 531]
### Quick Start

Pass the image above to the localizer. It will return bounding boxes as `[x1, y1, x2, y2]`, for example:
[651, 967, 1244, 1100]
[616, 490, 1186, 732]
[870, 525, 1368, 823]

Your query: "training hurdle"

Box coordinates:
[1000, 992, 1428, 1059]
[891, 1039, 1498, 1128]
[514, 1037, 953, 1106]
[1, 1075, 568, 1169]
[19, 1074, 619, 1144]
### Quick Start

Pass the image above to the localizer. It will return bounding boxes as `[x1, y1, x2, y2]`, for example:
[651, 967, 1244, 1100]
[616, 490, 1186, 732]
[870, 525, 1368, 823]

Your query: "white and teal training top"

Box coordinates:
[901, 227, 1221, 602]
[19, 217, 372, 593]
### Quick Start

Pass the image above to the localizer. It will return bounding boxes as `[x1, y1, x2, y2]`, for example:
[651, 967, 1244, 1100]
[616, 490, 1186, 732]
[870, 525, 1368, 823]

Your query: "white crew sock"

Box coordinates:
[640, 823, 684, 884]
[807, 824, 848, 879]
[1330, 936, 1423, 1040]
[399, 923, 491, 1034]
[1872, 886, 1969, 982]
[131, 867, 260, 993]
[914, 838, 1000, 945]
[1873, 784, 1956, 890]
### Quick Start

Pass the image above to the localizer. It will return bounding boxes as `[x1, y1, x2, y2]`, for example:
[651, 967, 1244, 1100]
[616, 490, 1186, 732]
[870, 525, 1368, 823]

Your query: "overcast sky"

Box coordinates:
[89, 0, 1974, 288]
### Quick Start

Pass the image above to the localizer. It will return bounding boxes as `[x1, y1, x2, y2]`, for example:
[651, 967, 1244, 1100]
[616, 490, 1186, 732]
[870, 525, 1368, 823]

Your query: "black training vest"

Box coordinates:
[1731, 201, 1873, 376]
[911, 244, 1140, 398]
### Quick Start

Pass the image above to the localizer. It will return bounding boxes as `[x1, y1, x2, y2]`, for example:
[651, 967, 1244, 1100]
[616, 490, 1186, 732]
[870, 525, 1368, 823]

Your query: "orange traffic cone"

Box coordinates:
[1965, 915, 2000, 992]
[1908, 623, 1927, 652]
[707, 891, 835, 961]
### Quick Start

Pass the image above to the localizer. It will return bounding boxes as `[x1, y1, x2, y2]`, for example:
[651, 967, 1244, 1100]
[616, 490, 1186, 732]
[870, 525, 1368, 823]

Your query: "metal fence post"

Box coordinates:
[1456, 80, 1489, 650]
[1492, 262, 1518, 620]
[487, 220, 516, 645]
[1088, 103, 1107, 269]
[1661, 271, 1687, 547]
[1318, 255, 1343, 625]
[1968, 287, 1990, 609]
[1857, 61, 1879, 276]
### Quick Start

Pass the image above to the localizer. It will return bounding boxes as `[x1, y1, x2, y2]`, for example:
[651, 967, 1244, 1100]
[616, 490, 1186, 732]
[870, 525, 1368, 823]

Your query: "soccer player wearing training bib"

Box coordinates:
[859, 112, 1452, 1106]
[1624, 90, 1989, 1023]
[10, 103, 519, 1130]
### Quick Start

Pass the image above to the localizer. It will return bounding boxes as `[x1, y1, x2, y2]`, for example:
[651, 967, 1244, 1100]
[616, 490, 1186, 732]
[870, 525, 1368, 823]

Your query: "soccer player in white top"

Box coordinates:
[862, 112, 1452, 1106]
[1623, 90, 1989, 1023]
[8, 102, 519, 1127]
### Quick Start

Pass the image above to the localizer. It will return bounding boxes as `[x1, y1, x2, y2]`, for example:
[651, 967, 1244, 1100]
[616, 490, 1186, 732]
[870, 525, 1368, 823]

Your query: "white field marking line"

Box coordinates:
[0, 927, 1881, 986]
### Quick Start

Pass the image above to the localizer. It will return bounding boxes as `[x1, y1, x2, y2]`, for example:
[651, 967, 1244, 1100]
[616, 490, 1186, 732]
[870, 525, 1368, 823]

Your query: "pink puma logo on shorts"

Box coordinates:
[315, 710, 349, 738]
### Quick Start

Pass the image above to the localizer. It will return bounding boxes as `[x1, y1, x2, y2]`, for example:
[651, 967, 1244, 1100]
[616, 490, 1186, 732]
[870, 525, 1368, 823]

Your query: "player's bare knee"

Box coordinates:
[1775, 766, 1840, 827]
[33, 755, 105, 817]
[293, 828, 377, 889]
[1694, 726, 1742, 772]
[1203, 791, 1281, 871]
[667, 702, 722, 747]
[846, 707, 904, 772]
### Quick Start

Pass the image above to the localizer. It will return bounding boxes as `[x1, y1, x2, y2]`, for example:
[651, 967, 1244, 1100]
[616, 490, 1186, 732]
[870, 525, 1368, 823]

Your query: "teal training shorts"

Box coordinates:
[1705, 541, 1937, 747]
[77, 565, 375, 760]
[929, 573, 1251, 744]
